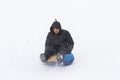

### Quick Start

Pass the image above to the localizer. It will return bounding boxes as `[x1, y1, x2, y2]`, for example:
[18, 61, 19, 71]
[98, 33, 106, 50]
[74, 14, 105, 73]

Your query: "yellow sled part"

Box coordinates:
[47, 55, 57, 62]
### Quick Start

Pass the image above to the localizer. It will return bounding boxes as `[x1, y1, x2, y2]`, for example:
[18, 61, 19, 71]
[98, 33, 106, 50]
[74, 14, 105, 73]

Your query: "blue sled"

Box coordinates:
[63, 53, 75, 66]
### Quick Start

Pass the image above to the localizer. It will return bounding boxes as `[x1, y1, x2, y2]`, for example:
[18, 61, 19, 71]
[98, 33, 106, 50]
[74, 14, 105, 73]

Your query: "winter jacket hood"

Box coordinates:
[50, 20, 62, 34]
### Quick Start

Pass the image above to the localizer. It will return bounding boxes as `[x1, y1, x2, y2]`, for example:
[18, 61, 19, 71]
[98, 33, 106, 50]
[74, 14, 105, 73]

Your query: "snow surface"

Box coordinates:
[0, 0, 120, 80]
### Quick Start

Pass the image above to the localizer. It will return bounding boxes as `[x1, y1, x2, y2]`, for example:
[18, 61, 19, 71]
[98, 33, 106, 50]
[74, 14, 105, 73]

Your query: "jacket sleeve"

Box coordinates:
[65, 31, 74, 53]
[45, 32, 50, 49]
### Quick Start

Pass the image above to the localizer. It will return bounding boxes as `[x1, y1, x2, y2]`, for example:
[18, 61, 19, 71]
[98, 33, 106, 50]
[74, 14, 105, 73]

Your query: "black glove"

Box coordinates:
[67, 45, 73, 53]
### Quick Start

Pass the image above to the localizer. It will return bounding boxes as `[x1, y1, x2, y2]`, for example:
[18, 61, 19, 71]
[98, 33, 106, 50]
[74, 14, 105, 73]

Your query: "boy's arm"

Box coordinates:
[45, 32, 50, 50]
[66, 31, 74, 53]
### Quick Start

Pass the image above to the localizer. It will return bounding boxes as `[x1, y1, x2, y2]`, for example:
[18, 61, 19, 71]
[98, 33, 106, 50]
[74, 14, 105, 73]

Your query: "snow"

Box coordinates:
[0, 0, 120, 80]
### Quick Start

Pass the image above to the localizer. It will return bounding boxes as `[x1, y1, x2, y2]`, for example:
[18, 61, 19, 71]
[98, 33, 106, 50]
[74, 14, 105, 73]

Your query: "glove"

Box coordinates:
[67, 45, 73, 53]
[56, 53, 64, 63]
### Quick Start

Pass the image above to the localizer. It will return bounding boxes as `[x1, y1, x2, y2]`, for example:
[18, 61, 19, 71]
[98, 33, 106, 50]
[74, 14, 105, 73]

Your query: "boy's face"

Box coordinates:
[53, 28, 60, 34]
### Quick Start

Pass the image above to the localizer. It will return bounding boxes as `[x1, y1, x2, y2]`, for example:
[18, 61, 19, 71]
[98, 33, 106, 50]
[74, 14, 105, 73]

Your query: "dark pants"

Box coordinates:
[44, 46, 68, 60]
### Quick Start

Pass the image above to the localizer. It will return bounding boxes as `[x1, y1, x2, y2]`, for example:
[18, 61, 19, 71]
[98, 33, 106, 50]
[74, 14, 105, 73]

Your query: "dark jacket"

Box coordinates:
[45, 21, 74, 55]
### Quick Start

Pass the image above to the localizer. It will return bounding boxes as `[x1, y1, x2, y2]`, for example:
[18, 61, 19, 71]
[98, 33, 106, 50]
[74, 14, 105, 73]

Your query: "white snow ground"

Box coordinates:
[0, 0, 120, 80]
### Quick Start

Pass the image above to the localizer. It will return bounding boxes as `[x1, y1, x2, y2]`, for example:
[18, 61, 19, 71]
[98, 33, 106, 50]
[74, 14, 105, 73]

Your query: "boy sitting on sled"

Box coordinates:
[40, 19, 74, 65]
